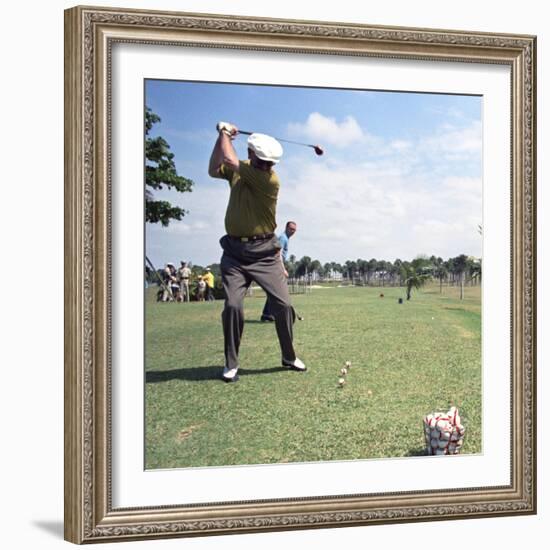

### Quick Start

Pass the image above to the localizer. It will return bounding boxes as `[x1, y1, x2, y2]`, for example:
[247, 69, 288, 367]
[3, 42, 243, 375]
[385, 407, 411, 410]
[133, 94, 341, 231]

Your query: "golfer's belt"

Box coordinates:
[229, 233, 274, 242]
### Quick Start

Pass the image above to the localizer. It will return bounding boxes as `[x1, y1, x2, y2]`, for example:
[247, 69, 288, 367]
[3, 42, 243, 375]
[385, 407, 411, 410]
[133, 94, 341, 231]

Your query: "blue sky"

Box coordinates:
[145, 79, 482, 268]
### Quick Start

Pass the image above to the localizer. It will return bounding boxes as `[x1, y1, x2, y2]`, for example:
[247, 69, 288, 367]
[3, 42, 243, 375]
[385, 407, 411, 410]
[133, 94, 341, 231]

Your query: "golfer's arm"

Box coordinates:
[208, 133, 239, 177]
[208, 135, 224, 178]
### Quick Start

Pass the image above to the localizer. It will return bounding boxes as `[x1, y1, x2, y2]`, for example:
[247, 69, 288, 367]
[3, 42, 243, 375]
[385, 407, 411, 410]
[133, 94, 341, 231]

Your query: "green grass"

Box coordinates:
[145, 283, 481, 469]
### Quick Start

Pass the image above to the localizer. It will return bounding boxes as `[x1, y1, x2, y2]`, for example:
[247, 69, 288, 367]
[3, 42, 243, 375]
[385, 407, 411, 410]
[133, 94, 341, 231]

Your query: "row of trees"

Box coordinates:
[285, 254, 481, 300]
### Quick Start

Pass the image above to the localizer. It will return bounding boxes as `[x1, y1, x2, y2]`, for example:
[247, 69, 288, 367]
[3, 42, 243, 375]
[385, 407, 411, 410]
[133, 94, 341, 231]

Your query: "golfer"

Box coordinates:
[208, 121, 306, 382]
[261, 221, 297, 322]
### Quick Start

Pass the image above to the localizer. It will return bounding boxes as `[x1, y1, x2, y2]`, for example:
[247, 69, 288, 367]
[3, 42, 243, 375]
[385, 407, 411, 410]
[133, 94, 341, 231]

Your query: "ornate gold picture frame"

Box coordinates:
[64, 5, 536, 544]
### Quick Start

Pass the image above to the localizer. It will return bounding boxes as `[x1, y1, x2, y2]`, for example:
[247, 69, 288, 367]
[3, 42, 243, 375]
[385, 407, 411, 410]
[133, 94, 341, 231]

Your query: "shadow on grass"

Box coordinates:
[146, 365, 288, 383]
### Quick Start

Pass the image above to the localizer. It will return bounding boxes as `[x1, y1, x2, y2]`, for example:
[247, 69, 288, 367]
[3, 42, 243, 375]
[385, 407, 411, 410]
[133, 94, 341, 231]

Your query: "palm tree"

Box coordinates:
[386, 261, 400, 286]
[400, 264, 431, 300]
[357, 259, 368, 285]
[310, 259, 322, 281]
[286, 254, 297, 279]
[469, 257, 482, 285]
[344, 260, 357, 284]
[452, 254, 468, 299]
[393, 259, 403, 286]
[375, 260, 387, 286]
[367, 258, 377, 285]
[295, 256, 312, 279]
[434, 265, 449, 294]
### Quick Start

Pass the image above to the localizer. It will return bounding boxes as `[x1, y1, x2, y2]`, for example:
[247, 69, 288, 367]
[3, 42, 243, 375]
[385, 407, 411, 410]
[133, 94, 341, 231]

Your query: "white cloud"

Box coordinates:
[287, 112, 367, 148]
[390, 140, 413, 152]
[275, 153, 481, 263]
[146, 183, 228, 266]
[443, 176, 482, 196]
[411, 219, 481, 259]
[165, 220, 209, 234]
[420, 121, 482, 160]
[164, 127, 213, 144]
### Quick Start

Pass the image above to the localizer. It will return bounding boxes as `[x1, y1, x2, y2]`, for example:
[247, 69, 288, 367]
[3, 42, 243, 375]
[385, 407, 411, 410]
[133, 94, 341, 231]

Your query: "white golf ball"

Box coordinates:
[340, 368, 348, 376]
[338, 378, 345, 387]
[345, 361, 351, 368]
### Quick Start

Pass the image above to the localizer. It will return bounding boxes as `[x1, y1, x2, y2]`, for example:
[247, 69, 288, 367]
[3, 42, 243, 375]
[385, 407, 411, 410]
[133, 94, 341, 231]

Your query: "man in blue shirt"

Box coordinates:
[261, 221, 297, 322]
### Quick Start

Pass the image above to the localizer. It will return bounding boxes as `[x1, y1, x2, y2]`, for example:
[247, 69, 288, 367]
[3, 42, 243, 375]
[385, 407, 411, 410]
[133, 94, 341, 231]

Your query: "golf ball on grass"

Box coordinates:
[338, 378, 346, 387]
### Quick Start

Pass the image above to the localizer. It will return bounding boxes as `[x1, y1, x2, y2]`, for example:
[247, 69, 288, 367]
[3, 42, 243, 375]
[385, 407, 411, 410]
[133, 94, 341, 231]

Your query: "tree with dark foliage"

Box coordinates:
[145, 107, 194, 226]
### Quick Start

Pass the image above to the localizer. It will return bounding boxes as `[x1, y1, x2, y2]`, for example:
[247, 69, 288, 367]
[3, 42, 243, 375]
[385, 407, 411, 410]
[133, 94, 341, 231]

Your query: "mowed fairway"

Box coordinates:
[145, 284, 481, 469]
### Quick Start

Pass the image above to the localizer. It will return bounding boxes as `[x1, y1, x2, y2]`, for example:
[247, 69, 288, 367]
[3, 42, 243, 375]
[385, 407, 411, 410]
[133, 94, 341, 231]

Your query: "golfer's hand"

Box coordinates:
[217, 121, 238, 139]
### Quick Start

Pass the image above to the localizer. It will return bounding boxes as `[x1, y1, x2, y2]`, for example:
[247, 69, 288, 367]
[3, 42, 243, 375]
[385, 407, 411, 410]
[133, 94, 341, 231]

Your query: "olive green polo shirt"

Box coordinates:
[219, 160, 280, 236]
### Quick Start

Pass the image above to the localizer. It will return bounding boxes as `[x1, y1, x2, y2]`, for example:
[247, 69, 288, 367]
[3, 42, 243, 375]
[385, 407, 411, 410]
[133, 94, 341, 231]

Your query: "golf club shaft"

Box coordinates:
[238, 130, 316, 149]
[146, 255, 173, 298]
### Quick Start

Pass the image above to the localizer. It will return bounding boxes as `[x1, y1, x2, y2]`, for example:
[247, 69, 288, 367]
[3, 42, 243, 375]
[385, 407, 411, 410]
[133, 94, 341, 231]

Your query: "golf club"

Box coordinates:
[238, 130, 324, 156]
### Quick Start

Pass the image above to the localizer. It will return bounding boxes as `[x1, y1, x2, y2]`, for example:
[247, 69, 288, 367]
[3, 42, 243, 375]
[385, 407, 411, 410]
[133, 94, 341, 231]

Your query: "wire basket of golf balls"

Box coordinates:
[423, 407, 465, 455]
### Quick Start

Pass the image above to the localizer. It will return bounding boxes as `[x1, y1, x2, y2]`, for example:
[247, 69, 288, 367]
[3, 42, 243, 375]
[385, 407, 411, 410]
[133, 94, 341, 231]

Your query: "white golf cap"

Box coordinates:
[247, 133, 283, 164]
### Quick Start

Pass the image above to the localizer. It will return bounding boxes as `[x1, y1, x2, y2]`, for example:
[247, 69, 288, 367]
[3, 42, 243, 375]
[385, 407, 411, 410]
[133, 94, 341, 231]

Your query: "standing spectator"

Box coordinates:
[178, 261, 192, 302]
[170, 273, 181, 302]
[162, 263, 177, 302]
[261, 221, 297, 321]
[203, 267, 215, 301]
[196, 276, 207, 301]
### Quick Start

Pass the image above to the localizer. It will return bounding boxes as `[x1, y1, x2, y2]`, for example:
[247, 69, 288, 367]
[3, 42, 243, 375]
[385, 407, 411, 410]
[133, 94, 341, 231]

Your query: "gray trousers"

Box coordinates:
[220, 235, 296, 370]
